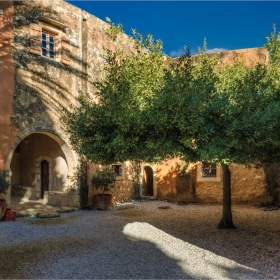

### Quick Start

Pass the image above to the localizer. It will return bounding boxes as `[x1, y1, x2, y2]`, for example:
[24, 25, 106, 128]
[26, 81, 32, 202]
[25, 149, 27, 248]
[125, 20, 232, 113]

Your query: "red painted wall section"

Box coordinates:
[0, 2, 16, 170]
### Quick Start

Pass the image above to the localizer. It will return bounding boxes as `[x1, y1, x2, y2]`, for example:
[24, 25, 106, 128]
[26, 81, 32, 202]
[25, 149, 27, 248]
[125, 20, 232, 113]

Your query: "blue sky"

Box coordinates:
[67, 1, 280, 57]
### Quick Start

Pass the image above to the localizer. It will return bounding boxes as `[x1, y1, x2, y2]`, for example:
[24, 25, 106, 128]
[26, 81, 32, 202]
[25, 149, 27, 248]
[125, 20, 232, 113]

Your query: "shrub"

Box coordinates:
[0, 170, 10, 194]
[91, 166, 116, 195]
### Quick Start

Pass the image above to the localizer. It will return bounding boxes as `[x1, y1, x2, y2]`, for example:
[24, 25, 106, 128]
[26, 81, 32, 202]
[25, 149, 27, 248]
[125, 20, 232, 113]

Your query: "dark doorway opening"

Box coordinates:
[143, 166, 153, 196]
[41, 160, 49, 198]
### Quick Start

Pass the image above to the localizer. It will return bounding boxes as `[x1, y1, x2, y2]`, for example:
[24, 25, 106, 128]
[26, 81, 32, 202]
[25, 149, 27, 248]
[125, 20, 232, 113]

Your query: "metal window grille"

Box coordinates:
[201, 162, 217, 177]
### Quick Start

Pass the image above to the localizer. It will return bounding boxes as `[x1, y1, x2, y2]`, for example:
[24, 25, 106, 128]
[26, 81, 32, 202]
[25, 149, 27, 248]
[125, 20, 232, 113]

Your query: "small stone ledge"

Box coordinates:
[16, 206, 78, 218]
[115, 203, 136, 210]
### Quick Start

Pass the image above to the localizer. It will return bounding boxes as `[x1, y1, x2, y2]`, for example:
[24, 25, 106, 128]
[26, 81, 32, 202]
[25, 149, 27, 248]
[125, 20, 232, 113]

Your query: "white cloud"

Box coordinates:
[169, 48, 186, 58]
[170, 47, 228, 57]
[206, 48, 228, 53]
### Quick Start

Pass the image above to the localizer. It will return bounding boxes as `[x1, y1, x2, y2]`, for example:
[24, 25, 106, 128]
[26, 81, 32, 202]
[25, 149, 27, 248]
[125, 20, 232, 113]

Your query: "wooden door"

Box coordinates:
[41, 160, 49, 198]
[143, 166, 153, 196]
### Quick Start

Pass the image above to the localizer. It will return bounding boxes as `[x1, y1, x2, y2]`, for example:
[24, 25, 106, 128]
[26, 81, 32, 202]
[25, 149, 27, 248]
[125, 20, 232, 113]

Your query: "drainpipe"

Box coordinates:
[82, 11, 88, 94]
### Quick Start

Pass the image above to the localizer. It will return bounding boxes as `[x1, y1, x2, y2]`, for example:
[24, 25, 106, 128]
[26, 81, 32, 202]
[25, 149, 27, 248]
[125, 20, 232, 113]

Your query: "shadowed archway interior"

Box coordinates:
[143, 166, 154, 196]
[10, 133, 69, 199]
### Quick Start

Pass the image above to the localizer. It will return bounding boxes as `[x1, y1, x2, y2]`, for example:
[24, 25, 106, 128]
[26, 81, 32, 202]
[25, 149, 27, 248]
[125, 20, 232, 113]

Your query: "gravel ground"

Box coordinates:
[0, 200, 280, 279]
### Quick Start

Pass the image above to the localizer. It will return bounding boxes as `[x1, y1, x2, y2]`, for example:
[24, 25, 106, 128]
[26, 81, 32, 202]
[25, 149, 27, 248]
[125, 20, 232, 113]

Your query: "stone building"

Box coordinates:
[0, 0, 279, 208]
[0, 0, 140, 207]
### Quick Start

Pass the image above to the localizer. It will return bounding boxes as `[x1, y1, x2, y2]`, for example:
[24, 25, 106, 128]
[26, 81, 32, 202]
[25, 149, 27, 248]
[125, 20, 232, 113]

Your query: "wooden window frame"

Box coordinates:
[112, 164, 124, 180]
[197, 162, 221, 182]
[30, 21, 71, 66]
[41, 31, 56, 59]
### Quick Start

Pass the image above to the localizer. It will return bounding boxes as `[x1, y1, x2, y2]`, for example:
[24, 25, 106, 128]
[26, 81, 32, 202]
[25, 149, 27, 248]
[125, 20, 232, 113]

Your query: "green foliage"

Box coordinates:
[266, 24, 280, 65]
[105, 17, 124, 41]
[156, 29, 280, 168]
[63, 21, 280, 172]
[0, 170, 10, 194]
[62, 23, 169, 165]
[91, 166, 116, 195]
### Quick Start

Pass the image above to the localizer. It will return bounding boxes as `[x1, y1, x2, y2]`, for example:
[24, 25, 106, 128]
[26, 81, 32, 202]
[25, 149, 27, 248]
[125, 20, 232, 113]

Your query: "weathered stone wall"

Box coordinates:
[156, 160, 279, 204]
[0, 0, 136, 206]
[193, 47, 268, 66]
[195, 164, 269, 203]
[87, 162, 135, 206]
[11, 0, 82, 135]
[9, 1, 135, 155]
[216, 47, 268, 66]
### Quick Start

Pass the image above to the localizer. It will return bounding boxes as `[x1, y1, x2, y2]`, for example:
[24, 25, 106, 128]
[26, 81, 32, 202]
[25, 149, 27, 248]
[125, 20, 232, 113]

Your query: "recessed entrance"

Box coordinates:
[41, 160, 49, 198]
[4, 128, 79, 207]
[9, 132, 71, 200]
[143, 166, 154, 196]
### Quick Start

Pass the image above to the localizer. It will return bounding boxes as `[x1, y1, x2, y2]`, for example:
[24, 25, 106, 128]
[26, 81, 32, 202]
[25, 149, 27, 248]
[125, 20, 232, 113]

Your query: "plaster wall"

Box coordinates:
[0, 2, 16, 170]
[156, 159, 196, 202]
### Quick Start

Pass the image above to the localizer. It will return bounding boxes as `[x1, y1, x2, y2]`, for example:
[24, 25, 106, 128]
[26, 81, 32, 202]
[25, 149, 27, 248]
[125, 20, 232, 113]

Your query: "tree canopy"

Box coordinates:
[62, 22, 280, 228]
[63, 26, 171, 165]
[155, 33, 280, 227]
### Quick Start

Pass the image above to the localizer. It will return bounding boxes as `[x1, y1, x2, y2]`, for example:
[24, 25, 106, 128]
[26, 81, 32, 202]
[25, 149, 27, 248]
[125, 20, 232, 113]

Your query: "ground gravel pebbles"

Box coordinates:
[0, 200, 280, 279]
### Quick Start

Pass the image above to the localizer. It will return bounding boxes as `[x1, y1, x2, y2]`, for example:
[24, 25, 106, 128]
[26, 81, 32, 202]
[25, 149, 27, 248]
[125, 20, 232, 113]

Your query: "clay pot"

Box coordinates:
[94, 194, 112, 210]
[0, 199, 7, 221]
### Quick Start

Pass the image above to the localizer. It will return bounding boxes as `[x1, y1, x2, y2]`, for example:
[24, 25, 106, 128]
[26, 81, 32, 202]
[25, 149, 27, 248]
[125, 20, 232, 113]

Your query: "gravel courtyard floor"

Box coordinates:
[0, 200, 280, 279]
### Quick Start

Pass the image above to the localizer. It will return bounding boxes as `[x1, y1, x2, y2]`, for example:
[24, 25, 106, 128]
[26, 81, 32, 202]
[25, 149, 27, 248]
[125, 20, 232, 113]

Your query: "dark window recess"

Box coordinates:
[14, 144, 20, 153]
[201, 162, 216, 177]
[112, 165, 123, 177]
[42, 32, 55, 58]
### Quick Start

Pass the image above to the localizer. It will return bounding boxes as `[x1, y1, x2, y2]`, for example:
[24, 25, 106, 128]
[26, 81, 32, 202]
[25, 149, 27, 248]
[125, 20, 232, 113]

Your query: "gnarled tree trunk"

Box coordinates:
[217, 163, 236, 229]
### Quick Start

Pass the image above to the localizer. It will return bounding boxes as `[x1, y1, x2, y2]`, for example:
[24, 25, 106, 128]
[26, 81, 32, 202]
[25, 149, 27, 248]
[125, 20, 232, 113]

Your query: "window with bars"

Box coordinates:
[41, 32, 55, 59]
[201, 162, 217, 177]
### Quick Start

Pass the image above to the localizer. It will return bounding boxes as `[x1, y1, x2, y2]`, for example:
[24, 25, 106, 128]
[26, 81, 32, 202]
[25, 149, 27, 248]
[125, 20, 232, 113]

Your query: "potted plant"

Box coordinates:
[0, 170, 10, 220]
[91, 166, 116, 210]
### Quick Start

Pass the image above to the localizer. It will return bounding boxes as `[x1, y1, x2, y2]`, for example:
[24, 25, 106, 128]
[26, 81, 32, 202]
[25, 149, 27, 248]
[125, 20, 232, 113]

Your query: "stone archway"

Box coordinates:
[4, 127, 78, 205]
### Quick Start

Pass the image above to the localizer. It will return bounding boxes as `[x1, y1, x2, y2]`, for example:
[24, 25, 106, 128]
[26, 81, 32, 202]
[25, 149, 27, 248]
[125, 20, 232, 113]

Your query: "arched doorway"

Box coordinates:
[41, 160, 49, 198]
[9, 133, 69, 199]
[143, 166, 154, 196]
[5, 128, 78, 206]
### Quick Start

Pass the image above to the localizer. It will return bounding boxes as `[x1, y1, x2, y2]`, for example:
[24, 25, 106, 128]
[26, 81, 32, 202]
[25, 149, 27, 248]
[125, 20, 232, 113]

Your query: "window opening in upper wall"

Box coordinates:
[42, 31, 55, 59]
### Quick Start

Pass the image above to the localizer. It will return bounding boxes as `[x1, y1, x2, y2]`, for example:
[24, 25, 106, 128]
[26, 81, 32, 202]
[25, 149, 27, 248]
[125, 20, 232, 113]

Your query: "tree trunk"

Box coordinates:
[133, 159, 141, 198]
[217, 163, 236, 229]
